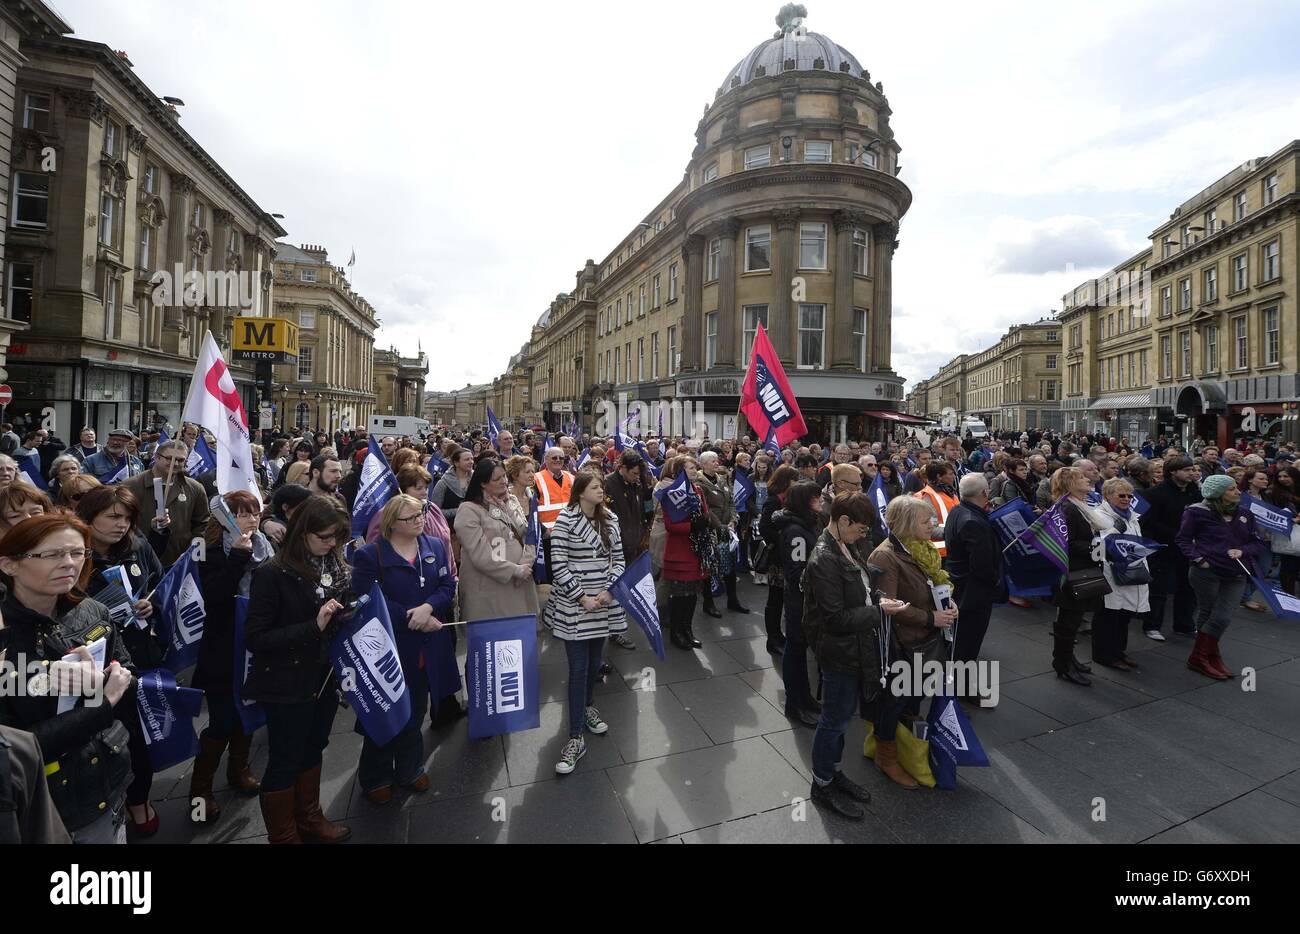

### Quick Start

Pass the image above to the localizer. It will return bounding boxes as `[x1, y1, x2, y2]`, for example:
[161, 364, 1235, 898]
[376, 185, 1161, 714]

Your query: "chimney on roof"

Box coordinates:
[116, 50, 133, 66]
[300, 243, 328, 262]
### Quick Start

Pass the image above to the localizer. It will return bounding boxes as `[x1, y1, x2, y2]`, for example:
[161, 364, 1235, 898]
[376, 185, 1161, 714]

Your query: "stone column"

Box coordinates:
[164, 173, 196, 353]
[832, 210, 866, 369]
[771, 209, 800, 366]
[714, 218, 741, 368]
[680, 234, 706, 372]
[871, 222, 897, 372]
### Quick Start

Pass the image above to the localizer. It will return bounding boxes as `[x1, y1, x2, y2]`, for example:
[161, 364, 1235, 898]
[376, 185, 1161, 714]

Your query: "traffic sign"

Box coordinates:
[0, 384, 11, 406]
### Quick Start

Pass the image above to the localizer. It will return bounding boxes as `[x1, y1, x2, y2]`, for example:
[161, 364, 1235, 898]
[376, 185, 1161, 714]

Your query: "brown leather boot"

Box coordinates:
[875, 739, 919, 790]
[293, 763, 351, 843]
[189, 735, 227, 824]
[226, 728, 261, 796]
[259, 787, 301, 844]
[1205, 633, 1235, 679]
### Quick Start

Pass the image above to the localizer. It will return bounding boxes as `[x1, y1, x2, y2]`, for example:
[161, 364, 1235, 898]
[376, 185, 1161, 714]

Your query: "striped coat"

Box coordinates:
[546, 505, 627, 641]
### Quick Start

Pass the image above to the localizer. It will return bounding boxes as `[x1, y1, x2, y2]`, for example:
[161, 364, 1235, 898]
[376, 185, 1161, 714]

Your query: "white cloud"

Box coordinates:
[988, 215, 1140, 275]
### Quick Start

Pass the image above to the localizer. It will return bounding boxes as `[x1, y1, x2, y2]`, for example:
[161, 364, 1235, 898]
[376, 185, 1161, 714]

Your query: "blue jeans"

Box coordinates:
[358, 669, 430, 792]
[811, 670, 862, 785]
[563, 637, 605, 738]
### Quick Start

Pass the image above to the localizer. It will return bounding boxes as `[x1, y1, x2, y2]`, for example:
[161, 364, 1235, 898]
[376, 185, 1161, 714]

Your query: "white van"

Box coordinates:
[960, 416, 989, 438]
[369, 415, 431, 439]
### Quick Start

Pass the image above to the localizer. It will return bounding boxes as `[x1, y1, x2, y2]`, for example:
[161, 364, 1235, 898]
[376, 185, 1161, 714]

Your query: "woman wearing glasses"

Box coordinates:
[74, 485, 168, 836]
[350, 494, 457, 803]
[54, 474, 101, 512]
[244, 496, 353, 844]
[0, 514, 136, 842]
[1093, 478, 1148, 672]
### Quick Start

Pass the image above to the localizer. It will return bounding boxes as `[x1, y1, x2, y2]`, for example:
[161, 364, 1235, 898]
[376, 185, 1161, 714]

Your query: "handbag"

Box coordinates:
[749, 537, 773, 574]
[1066, 565, 1112, 601]
[1272, 526, 1300, 557]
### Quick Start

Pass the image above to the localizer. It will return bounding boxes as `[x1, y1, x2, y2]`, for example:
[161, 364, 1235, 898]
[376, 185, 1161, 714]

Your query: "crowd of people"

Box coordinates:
[0, 418, 1290, 839]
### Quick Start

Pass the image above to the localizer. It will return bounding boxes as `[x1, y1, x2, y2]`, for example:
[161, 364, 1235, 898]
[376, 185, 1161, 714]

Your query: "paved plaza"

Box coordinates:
[138, 580, 1300, 844]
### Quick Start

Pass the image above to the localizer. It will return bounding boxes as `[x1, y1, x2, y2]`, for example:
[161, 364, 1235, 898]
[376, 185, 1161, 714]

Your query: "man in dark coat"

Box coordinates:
[604, 451, 649, 649]
[1140, 455, 1200, 639]
[944, 474, 1005, 694]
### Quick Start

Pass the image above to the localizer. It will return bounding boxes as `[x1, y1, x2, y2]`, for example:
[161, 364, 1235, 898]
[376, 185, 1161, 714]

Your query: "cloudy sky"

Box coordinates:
[54, 0, 1300, 391]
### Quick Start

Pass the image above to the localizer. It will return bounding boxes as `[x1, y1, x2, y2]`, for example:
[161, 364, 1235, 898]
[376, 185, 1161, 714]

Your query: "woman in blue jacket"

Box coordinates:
[350, 494, 457, 804]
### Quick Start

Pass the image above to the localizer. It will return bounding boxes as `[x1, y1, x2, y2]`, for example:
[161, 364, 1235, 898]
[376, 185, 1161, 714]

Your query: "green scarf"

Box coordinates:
[902, 538, 950, 585]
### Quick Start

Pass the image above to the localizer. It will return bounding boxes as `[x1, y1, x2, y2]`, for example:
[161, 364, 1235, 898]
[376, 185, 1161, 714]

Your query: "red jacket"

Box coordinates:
[662, 484, 709, 581]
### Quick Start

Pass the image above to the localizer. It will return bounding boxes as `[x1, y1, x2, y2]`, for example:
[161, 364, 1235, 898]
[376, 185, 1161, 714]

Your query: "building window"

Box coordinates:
[614, 346, 621, 384]
[703, 163, 718, 183]
[1160, 285, 1172, 317]
[1179, 276, 1191, 311]
[854, 308, 868, 371]
[745, 225, 771, 271]
[1263, 306, 1280, 365]
[299, 308, 316, 329]
[103, 275, 119, 339]
[103, 122, 119, 158]
[300, 268, 316, 283]
[1232, 254, 1248, 292]
[743, 145, 770, 169]
[705, 312, 718, 368]
[797, 303, 825, 369]
[1205, 208, 1217, 234]
[192, 201, 205, 229]
[706, 238, 720, 281]
[12, 172, 49, 228]
[1234, 190, 1247, 221]
[1160, 334, 1172, 379]
[138, 225, 152, 272]
[298, 345, 313, 381]
[614, 299, 621, 327]
[669, 263, 678, 301]
[22, 93, 51, 132]
[804, 140, 832, 163]
[597, 353, 603, 384]
[1128, 352, 1136, 386]
[1043, 380, 1057, 401]
[626, 292, 633, 323]
[605, 349, 610, 381]
[637, 337, 645, 381]
[1047, 330, 1059, 342]
[638, 284, 645, 317]
[1262, 239, 1280, 281]
[98, 192, 117, 248]
[1139, 349, 1148, 384]
[625, 342, 631, 381]
[853, 228, 870, 275]
[1263, 172, 1278, 206]
[1046, 354, 1058, 369]
[1234, 316, 1248, 369]
[668, 325, 678, 375]
[6, 261, 34, 323]
[143, 164, 156, 195]
[799, 223, 827, 269]
[741, 305, 768, 366]
[1070, 324, 1081, 349]
[652, 273, 661, 308]
[848, 142, 877, 168]
[1204, 325, 1218, 373]
[651, 332, 659, 378]
[1180, 331, 1191, 376]
[1203, 266, 1217, 302]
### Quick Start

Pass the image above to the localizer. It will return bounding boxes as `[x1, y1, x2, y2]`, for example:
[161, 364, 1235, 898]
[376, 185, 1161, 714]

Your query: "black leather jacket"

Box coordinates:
[801, 530, 883, 694]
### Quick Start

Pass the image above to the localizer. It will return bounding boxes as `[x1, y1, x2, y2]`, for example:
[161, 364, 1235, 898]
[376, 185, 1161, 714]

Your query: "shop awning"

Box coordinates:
[863, 409, 931, 424]
[1088, 392, 1153, 411]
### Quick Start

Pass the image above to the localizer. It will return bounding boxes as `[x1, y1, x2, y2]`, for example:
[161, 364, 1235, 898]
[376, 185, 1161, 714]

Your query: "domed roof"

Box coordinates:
[721, 6, 866, 93]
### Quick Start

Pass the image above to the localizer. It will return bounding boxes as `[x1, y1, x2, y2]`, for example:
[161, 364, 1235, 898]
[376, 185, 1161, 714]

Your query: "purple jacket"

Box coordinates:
[1175, 503, 1269, 576]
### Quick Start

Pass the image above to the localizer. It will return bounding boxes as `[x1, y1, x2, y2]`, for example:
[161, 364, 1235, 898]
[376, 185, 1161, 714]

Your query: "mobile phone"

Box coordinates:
[339, 593, 371, 616]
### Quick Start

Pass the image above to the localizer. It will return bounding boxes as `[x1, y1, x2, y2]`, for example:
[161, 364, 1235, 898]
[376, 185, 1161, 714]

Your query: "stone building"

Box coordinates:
[373, 346, 428, 421]
[962, 320, 1062, 432]
[3, 23, 285, 437]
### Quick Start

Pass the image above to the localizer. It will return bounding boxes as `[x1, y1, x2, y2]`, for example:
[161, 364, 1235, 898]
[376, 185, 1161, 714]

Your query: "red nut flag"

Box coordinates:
[181, 330, 262, 504]
[740, 322, 807, 447]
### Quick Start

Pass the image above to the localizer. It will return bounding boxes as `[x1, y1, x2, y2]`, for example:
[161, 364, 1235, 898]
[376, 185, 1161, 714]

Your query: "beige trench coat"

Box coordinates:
[453, 499, 540, 622]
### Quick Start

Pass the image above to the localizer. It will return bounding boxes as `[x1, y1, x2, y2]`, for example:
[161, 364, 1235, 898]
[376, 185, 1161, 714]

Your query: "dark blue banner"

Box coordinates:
[524, 494, 549, 584]
[732, 468, 755, 516]
[1251, 575, 1300, 621]
[152, 551, 206, 672]
[654, 469, 697, 524]
[1130, 490, 1150, 516]
[465, 615, 540, 739]
[926, 689, 989, 790]
[1241, 493, 1294, 536]
[135, 668, 204, 773]
[232, 596, 266, 734]
[609, 552, 665, 659]
[352, 434, 399, 539]
[988, 499, 1060, 597]
[330, 585, 412, 747]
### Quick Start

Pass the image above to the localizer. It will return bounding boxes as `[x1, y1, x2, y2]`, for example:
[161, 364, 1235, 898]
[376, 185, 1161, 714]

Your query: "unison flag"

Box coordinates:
[1252, 576, 1300, 622]
[135, 668, 204, 773]
[486, 406, 502, 450]
[1013, 497, 1070, 576]
[926, 688, 989, 790]
[330, 587, 411, 747]
[465, 615, 540, 739]
[654, 468, 698, 524]
[989, 499, 1061, 597]
[610, 552, 665, 659]
[1104, 533, 1162, 587]
[740, 322, 807, 447]
[732, 467, 755, 515]
[869, 471, 891, 535]
[152, 550, 206, 672]
[232, 597, 265, 734]
[351, 434, 398, 539]
[1241, 493, 1294, 536]
[187, 434, 217, 476]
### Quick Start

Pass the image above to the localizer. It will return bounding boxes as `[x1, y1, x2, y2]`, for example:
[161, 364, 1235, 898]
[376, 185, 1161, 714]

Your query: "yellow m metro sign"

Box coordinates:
[232, 316, 299, 363]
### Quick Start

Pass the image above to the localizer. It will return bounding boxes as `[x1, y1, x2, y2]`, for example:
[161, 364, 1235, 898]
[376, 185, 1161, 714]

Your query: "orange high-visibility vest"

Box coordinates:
[913, 485, 958, 557]
[535, 470, 574, 529]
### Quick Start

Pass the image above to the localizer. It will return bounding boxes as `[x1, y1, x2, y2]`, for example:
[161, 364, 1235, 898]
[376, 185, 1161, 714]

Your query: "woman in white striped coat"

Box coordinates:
[547, 471, 626, 775]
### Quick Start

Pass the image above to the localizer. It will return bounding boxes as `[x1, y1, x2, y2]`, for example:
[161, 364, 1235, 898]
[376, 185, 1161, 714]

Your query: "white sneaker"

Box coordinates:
[555, 737, 586, 774]
[584, 706, 609, 735]
[1144, 630, 1166, 642]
